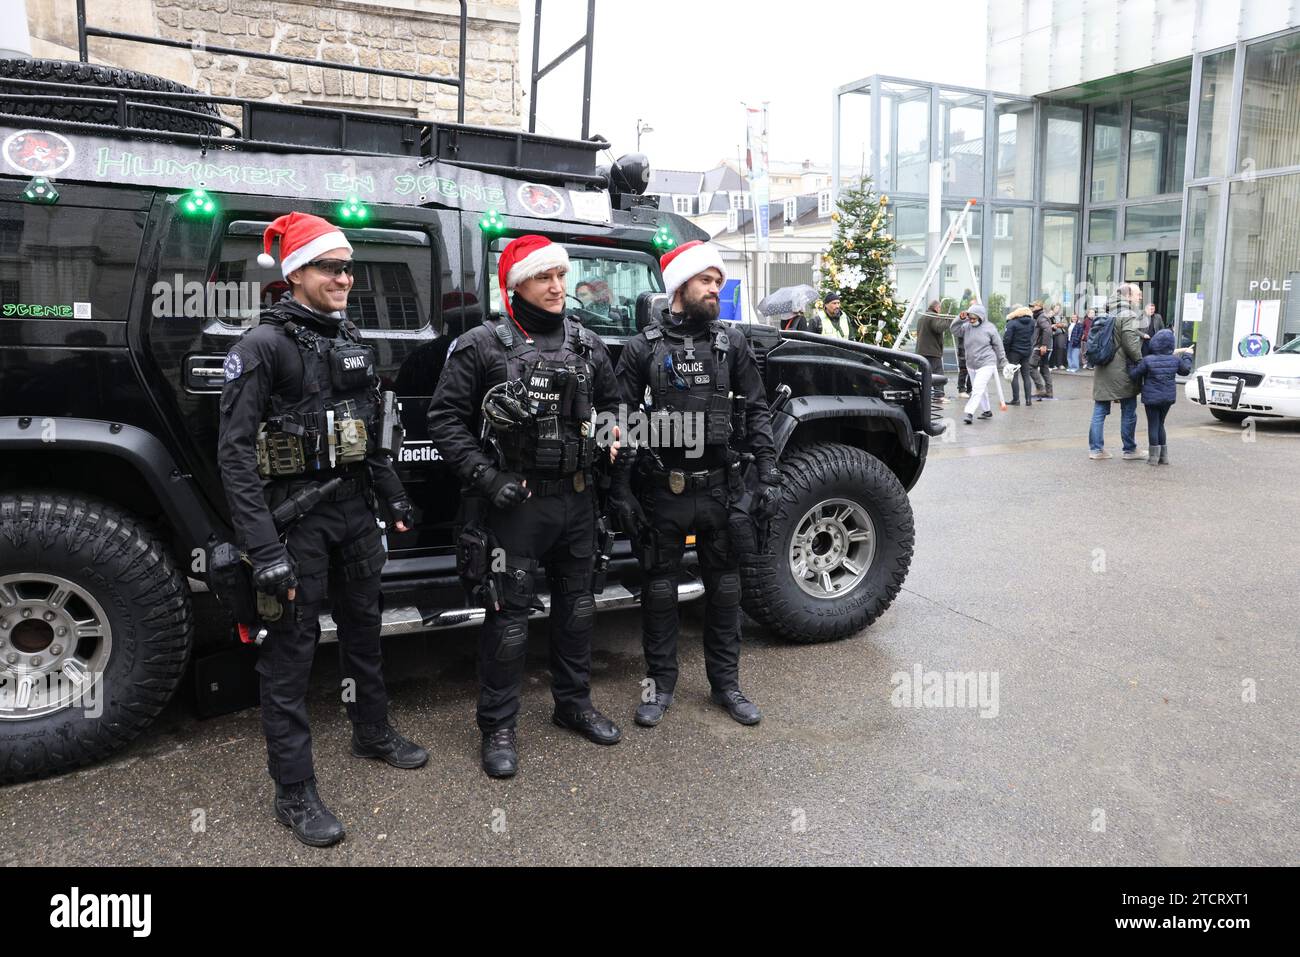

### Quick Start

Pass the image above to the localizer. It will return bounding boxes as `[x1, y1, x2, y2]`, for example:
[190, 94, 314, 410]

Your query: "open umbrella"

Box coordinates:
[756, 284, 818, 318]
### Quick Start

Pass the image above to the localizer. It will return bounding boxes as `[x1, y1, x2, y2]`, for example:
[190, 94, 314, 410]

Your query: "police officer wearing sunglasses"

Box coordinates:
[610, 241, 780, 728]
[218, 212, 427, 848]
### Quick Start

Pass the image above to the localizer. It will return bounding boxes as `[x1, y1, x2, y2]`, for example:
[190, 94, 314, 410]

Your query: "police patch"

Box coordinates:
[224, 352, 244, 381]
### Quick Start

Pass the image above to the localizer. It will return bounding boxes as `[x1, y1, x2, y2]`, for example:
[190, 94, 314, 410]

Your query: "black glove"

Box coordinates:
[484, 471, 530, 510]
[387, 495, 414, 528]
[752, 468, 782, 523]
[252, 556, 297, 596]
[610, 492, 647, 537]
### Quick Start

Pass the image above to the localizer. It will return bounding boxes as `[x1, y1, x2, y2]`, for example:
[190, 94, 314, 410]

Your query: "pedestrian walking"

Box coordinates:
[951, 304, 1006, 424]
[1028, 301, 1055, 398]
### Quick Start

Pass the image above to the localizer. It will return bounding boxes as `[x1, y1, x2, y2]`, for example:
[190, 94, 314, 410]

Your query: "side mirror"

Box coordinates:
[635, 291, 668, 332]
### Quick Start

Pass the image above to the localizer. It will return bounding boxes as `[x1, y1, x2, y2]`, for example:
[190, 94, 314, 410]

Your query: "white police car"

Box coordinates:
[1185, 336, 1300, 422]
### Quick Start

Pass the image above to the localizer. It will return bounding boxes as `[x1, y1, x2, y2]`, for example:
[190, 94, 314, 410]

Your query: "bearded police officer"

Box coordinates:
[218, 212, 427, 848]
[610, 241, 780, 727]
[427, 234, 622, 778]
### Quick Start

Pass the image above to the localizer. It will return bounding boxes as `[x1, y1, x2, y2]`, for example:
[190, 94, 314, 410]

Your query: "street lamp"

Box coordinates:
[636, 118, 654, 151]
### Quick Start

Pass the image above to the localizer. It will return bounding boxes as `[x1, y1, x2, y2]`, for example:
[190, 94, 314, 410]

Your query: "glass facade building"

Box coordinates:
[833, 25, 1300, 361]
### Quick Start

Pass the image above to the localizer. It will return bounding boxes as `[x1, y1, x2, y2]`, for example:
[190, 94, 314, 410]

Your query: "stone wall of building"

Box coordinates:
[26, 0, 522, 129]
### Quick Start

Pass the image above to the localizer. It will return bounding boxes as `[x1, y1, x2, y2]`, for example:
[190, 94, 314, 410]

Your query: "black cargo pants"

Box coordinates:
[256, 490, 389, 785]
[478, 482, 596, 732]
[637, 479, 742, 697]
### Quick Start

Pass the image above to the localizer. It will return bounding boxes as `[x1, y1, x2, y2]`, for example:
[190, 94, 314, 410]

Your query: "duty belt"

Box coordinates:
[652, 466, 730, 494]
[521, 469, 592, 497]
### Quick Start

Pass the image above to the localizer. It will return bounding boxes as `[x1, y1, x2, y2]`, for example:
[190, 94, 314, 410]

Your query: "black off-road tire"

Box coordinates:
[0, 58, 221, 135]
[0, 493, 193, 783]
[741, 442, 914, 643]
[1209, 408, 1249, 424]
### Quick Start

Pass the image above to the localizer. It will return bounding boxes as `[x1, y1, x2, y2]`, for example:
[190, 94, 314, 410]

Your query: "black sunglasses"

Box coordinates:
[305, 258, 355, 277]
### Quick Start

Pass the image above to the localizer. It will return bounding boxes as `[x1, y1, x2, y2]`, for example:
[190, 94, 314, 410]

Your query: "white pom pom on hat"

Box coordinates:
[258, 211, 353, 280]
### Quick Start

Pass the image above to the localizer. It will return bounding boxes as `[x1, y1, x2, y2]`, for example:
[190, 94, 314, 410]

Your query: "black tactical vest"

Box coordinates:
[257, 316, 382, 478]
[490, 315, 596, 474]
[644, 319, 737, 447]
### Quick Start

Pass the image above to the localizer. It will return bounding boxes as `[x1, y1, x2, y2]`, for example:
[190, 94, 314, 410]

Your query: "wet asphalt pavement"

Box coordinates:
[3, 370, 1297, 866]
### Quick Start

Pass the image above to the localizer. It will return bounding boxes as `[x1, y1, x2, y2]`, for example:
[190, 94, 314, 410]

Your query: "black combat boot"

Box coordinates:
[274, 777, 345, 847]
[351, 720, 429, 769]
[552, 705, 622, 744]
[710, 688, 762, 725]
[634, 691, 674, 728]
[481, 727, 519, 778]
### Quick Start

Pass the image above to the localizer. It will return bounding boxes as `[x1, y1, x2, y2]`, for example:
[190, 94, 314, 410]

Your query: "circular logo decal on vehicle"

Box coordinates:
[517, 183, 566, 218]
[3, 129, 75, 176]
[1237, 333, 1271, 357]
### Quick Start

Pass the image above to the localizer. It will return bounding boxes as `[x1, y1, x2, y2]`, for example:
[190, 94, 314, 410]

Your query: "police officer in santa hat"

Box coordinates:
[610, 241, 780, 728]
[218, 212, 428, 848]
[427, 234, 623, 778]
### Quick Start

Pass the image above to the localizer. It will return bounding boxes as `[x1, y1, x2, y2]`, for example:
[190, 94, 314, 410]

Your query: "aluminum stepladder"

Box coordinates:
[895, 198, 980, 350]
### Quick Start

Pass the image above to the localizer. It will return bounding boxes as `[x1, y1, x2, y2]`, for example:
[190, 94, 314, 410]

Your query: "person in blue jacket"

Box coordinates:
[1127, 328, 1194, 465]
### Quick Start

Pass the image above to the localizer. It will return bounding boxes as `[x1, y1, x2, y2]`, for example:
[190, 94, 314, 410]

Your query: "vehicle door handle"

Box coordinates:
[185, 354, 230, 392]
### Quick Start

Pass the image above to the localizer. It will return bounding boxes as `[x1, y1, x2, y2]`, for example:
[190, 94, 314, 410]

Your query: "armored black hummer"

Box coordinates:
[0, 14, 941, 782]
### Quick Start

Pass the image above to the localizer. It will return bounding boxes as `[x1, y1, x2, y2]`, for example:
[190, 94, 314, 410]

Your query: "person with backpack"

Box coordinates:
[1087, 283, 1146, 460]
[1127, 328, 1194, 464]
[1002, 305, 1037, 407]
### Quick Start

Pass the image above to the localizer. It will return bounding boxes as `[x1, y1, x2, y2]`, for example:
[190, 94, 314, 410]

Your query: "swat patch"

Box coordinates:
[224, 352, 243, 381]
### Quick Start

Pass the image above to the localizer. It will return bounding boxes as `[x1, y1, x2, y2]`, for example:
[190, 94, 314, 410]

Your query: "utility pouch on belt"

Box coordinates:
[329, 342, 376, 391]
[332, 399, 370, 464]
[456, 522, 500, 610]
[256, 424, 307, 478]
[378, 390, 404, 458]
[706, 393, 733, 444]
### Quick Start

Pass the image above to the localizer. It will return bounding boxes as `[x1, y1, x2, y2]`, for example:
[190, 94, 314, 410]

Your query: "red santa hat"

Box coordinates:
[660, 240, 726, 305]
[498, 234, 570, 318]
[256, 211, 353, 280]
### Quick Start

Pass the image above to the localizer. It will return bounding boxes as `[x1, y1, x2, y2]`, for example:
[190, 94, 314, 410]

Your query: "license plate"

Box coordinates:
[1210, 389, 1234, 405]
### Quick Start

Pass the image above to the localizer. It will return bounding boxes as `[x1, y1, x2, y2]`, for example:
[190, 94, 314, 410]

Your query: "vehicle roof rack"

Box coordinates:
[34, 0, 610, 186]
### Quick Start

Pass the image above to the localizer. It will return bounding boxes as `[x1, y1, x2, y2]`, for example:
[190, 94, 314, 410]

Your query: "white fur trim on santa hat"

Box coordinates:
[662, 242, 726, 305]
[505, 241, 569, 292]
[280, 231, 353, 280]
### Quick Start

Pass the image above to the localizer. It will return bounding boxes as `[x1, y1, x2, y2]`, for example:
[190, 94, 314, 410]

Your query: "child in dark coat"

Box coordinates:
[1127, 328, 1193, 465]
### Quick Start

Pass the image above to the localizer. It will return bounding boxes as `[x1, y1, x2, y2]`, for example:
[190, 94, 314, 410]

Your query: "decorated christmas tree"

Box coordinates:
[817, 178, 907, 346]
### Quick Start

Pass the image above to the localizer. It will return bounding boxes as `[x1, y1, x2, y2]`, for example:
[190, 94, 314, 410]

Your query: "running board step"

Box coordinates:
[319, 579, 705, 642]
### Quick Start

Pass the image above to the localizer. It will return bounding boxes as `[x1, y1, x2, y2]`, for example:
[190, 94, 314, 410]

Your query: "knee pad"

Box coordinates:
[713, 572, 741, 609]
[495, 620, 529, 662]
[568, 593, 595, 631]
[645, 578, 676, 613]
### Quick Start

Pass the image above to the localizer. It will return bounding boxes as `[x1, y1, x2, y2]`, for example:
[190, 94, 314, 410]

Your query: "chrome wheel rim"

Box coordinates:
[788, 498, 876, 599]
[0, 573, 112, 720]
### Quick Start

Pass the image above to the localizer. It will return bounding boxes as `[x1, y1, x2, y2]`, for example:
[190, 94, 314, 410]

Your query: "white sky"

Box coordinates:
[518, 0, 988, 172]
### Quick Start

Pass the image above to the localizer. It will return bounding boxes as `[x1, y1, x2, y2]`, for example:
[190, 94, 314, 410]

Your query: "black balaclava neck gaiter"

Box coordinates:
[510, 292, 565, 337]
[281, 291, 343, 334]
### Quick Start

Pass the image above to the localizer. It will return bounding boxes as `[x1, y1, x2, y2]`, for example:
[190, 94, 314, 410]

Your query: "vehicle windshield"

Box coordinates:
[1277, 336, 1300, 354]
[487, 241, 663, 337]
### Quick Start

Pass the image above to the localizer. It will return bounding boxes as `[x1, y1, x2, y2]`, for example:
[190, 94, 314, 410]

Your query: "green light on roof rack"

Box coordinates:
[338, 196, 369, 222]
[479, 208, 506, 234]
[22, 177, 59, 204]
[180, 188, 216, 217]
[652, 225, 675, 250]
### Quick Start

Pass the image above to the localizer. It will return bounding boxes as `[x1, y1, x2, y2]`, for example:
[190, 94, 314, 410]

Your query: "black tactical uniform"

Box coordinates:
[427, 294, 621, 773]
[218, 294, 425, 815]
[612, 311, 780, 724]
